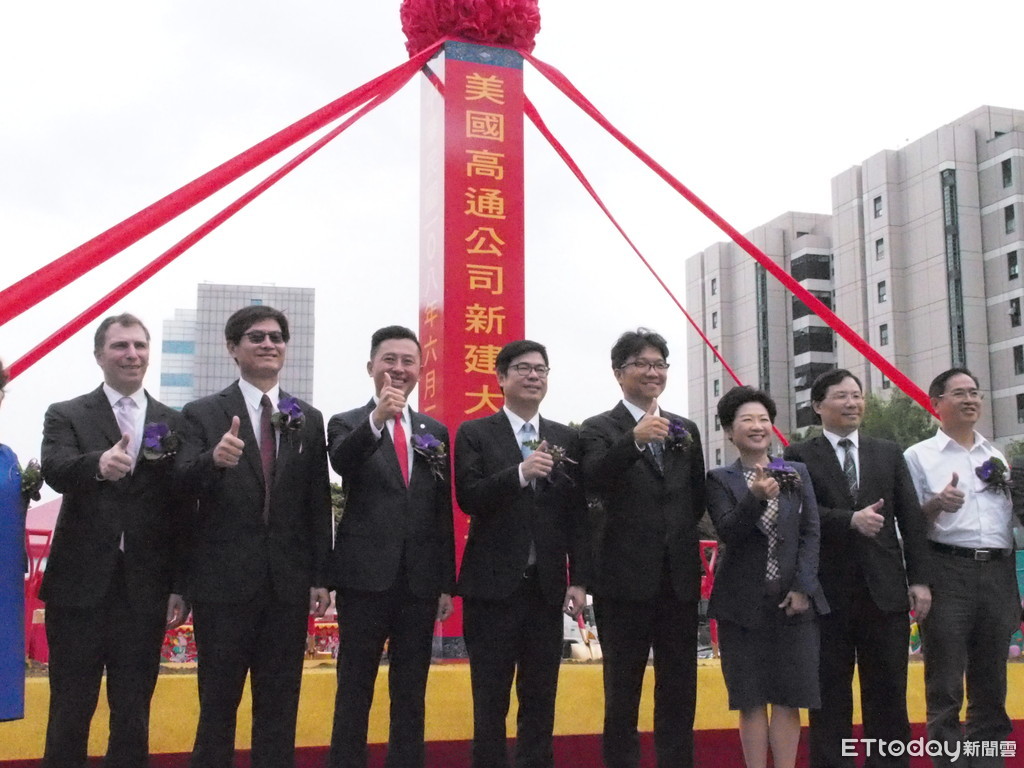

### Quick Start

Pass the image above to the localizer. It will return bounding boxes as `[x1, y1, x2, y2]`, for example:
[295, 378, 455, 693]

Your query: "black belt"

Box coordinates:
[929, 541, 1013, 561]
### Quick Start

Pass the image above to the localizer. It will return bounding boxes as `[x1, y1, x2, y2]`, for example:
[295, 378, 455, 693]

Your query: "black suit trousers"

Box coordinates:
[43, 558, 166, 768]
[329, 576, 437, 768]
[593, 570, 697, 768]
[463, 574, 564, 768]
[189, 594, 308, 768]
[809, 583, 911, 768]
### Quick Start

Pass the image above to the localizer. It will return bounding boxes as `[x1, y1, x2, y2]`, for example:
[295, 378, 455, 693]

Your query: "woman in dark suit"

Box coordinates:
[706, 386, 828, 768]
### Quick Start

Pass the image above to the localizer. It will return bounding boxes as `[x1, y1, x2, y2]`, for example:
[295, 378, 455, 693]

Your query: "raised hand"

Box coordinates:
[750, 464, 780, 501]
[522, 439, 554, 481]
[935, 472, 965, 514]
[98, 433, 133, 481]
[213, 415, 245, 468]
[633, 399, 669, 445]
[851, 498, 885, 537]
[372, 371, 407, 429]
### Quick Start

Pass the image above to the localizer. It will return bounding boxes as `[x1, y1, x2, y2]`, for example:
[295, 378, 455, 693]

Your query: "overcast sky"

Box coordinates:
[2, 1, 1023, 494]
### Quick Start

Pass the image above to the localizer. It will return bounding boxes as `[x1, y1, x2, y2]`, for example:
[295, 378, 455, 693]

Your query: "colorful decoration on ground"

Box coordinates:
[400, 0, 540, 55]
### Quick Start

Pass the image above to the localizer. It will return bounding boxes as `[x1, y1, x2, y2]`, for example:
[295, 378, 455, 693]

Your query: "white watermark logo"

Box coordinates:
[841, 738, 1017, 762]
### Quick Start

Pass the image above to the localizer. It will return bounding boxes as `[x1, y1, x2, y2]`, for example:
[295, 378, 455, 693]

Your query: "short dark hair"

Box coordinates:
[717, 386, 777, 429]
[370, 326, 421, 359]
[810, 368, 862, 404]
[0, 359, 8, 393]
[928, 367, 979, 399]
[224, 305, 290, 345]
[610, 328, 669, 369]
[93, 313, 150, 353]
[495, 340, 548, 376]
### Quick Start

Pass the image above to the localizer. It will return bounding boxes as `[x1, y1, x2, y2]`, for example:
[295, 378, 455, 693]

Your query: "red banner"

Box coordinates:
[420, 41, 526, 636]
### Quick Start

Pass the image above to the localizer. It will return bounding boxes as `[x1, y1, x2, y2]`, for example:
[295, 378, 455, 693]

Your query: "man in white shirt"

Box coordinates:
[904, 367, 1021, 768]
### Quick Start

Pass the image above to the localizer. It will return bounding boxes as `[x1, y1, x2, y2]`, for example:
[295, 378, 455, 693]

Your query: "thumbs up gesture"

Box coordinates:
[936, 472, 965, 514]
[522, 439, 554, 481]
[372, 371, 407, 430]
[213, 415, 245, 468]
[633, 399, 670, 445]
[99, 433, 134, 481]
[851, 498, 886, 538]
[750, 464, 780, 501]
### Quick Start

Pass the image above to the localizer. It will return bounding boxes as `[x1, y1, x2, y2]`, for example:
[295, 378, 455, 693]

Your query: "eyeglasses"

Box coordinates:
[508, 363, 550, 377]
[244, 330, 285, 344]
[620, 360, 670, 372]
[939, 388, 984, 401]
[825, 392, 864, 403]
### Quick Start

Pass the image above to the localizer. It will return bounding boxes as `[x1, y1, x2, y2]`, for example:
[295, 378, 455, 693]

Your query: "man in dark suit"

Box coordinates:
[40, 312, 190, 768]
[327, 325, 455, 768]
[784, 368, 931, 768]
[455, 339, 590, 768]
[176, 305, 332, 768]
[579, 328, 705, 768]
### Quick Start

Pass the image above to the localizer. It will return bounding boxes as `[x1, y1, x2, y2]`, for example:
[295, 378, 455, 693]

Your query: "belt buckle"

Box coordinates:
[973, 549, 992, 562]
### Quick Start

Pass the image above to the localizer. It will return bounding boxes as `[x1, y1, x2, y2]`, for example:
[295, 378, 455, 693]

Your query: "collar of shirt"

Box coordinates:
[823, 429, 859, 452]
[238, 378, 280, 413]
[621, 399, 659, 423]
[504, 406, 540, 442]
[933, 427, 991, 454]
[103, 384, 146, 411]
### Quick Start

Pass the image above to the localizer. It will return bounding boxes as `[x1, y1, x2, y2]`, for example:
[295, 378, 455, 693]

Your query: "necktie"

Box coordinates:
[114, 396, 139, 470]
[743, 468, 780, 582]
[393, 414, 409, 486]
[520, 422, 536, 460]
[838, 438, 858, 497]
[260, 395, 276, 523]
[649, 439, 665, 472]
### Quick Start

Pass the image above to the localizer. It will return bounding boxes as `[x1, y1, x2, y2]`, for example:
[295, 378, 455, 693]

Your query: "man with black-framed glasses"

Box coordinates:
[904, 368, 1019, 768]
[455, 339, 591, 768]
[580, 328, 705, 768]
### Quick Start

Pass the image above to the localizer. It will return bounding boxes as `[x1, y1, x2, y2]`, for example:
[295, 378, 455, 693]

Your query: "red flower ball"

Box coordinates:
[400, 0, 541, 56]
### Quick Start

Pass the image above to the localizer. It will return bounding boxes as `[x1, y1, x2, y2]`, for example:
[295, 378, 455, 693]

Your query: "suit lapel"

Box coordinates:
[492, 410, 527, 468]
[86, 386, 123, 447]
[812, 435, 856, 506]
[611, 401, 662, 477]
[222, 383, 263, 482]
[722, 460, 750, 502]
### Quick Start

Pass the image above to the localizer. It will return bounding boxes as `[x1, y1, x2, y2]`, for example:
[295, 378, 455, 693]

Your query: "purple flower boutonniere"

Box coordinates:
[766, 456, 802, 493]
[271, 397, 305, 433]
[976, 457, 1012, 496]
[142, 423, 182, 461]
[522, 439, 579, 484]
[666, 419, 693, 452]
[20, 458, 43, 501]
[411, 432, 448, 481]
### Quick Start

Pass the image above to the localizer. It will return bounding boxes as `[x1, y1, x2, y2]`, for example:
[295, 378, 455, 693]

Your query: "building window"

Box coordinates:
[879, 323, 889, 346]
[1006, 205, 1016, 234]
[710, 277, 717, 296]
[1010, 251, 1020, 280]
[160, 373, 194, 388]
[715, 448, 722, 466]
[1012, 298, 1022, 328]
[877, 280, 887, 303]
[713, 379, 720, 397]
[873, 196, 883, 218]
[792, 327, 835, 355]
[250, 298, 264, 305]
[875, 238, 885, 260]
[162, 340, 196, 354]
[714, 415, 721, 432]
[1015, 345, 1024, 375]
[711, 311, 718, 329]
[1018, 394, 1024, 423]
[882, 377, 891, 390]
[792, 290, 833, 320]
[790, 253, 832, 281]
[1003, 158, 1013, 188]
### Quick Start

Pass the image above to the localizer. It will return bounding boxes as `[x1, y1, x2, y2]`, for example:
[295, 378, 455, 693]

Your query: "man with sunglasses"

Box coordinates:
[580, 328, 705, 768]
[177, 305, 332, 768]
[455, 339, 591, 768]
[904, 369, 1019, 768]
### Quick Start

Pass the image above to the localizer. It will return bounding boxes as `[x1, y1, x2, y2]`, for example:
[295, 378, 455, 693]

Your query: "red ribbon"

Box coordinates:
[6, 42, 441, 380]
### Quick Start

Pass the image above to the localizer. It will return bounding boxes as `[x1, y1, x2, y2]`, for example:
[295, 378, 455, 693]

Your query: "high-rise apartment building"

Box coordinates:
[160, 283, 316, 408]
[687, 105, 1024, 466]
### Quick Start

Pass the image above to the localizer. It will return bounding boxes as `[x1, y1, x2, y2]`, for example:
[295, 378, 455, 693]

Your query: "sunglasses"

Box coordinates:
[244, 330, 285, 344]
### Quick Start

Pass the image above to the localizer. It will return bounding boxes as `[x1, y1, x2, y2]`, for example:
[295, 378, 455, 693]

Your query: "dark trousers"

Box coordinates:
[43, 560, 166, 768]
[463, 573, 564, 768]
[920, 550, 1020, 768]
[189, 594, 308, 768]
[809, 584, 911, 768]
[329, 580, 437, 768]
[593, 574, 697, 768]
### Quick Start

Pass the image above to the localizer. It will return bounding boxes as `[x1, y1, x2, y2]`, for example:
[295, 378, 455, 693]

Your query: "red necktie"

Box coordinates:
[260, 394, 276, 522]
[393, 414, 409, 486]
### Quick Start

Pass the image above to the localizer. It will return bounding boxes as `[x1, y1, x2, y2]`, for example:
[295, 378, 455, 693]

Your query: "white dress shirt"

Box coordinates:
[103, 383, 147, 461]
[504, 406, 541, 489]
[903, 429, 1014, 549]
[238, 378, 280, 451]
[822, 428, 860, 488]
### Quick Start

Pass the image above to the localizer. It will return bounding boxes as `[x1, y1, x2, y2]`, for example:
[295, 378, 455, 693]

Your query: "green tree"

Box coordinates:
[330, 482, 346, 527]
[1002, 438, 1024, 460]
[859, 391, 936, 450]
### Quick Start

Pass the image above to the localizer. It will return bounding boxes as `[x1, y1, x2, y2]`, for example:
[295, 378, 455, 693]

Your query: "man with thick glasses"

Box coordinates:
[904, 369, 1019, 768]
[455, 339, 591, 768]
[784, 368, 931, 768]
[580, 328, 705, 768]
[177, 305, 332, 768]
